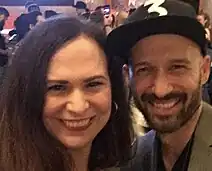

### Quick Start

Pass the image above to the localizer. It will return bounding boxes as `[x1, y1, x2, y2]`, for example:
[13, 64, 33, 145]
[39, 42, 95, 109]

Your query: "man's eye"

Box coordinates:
[171, 65, 187, 71]
[87, 81, 104, 88]
[136, 67, 151, 75]
[138, 68, 148, 72]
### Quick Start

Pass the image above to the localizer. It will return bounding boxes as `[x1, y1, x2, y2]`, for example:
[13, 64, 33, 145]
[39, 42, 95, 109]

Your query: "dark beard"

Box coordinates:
[132, 80, 201, 133]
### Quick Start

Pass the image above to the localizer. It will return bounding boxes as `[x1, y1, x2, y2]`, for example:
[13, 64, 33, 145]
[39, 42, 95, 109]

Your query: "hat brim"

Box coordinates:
[107, 16, 206, 58]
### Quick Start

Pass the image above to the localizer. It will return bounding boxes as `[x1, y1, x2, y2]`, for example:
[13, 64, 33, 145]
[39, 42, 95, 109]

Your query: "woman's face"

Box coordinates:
[43, 35, 111, 150]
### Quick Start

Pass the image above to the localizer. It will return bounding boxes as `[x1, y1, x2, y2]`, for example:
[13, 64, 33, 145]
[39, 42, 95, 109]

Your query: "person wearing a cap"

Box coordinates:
[107, 0, 212, 170]
[73, 1, 87, 16]
[24, 1, 35, 13]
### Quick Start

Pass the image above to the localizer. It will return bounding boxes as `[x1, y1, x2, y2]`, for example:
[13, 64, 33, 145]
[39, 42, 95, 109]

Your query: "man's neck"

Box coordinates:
[159, 105, 202, 171]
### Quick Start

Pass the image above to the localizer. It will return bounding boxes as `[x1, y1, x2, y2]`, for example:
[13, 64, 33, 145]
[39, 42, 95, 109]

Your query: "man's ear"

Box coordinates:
[122, 64, 130, 87]
[201, 55, 211, 85]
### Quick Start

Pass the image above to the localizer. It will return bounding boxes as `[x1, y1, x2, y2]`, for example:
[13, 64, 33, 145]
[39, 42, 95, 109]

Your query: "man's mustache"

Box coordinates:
[141, 92, 187, 102]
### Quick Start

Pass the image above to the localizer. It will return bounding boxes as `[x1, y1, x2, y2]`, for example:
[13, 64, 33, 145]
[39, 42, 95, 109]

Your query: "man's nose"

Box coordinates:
[152, 71, 173, 98]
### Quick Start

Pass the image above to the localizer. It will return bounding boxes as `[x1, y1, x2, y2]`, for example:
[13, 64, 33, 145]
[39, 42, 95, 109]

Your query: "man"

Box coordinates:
[73, 1, 87, 16]
[107, 0, 212, 170]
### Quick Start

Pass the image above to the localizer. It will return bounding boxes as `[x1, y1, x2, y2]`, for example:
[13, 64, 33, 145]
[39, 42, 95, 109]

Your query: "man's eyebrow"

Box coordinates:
[134, 61, 151, 68]
[169, 59, 191, 64]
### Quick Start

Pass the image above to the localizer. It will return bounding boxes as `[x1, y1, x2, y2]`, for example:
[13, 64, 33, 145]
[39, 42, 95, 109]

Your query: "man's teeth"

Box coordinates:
[152, 99, 179, 108]
[63, 118, 91, 128]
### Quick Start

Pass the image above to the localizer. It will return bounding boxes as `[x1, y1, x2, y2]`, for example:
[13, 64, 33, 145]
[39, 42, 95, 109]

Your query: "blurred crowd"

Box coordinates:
[0, 1, 136, 65]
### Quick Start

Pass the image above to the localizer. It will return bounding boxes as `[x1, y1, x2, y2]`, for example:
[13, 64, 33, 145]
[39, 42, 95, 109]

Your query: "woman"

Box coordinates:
[0, 17, 132, 171]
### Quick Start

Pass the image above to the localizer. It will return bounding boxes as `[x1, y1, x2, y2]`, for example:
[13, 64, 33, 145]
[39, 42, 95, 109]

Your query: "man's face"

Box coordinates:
[131, 34, 210, 133]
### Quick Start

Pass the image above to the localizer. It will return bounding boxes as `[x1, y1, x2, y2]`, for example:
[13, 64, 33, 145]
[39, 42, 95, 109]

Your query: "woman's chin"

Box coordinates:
[61, 137, 92, 150]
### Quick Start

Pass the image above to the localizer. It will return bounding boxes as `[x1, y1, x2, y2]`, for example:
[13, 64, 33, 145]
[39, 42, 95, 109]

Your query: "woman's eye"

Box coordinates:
[47, 84, 66, 91]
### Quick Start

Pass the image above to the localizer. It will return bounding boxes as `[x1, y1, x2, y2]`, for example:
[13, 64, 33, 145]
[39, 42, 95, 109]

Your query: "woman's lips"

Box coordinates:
[60, 116, 95, 131]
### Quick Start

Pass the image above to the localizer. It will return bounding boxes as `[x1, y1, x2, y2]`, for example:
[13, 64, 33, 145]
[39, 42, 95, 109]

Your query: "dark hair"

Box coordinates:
[0, 16, 132, 171]
[0, 7, 9, 17]
[44, 10, 58, 19]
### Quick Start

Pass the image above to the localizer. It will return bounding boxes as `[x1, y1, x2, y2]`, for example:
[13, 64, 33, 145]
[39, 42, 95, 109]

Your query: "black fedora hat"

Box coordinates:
[107, 0, 206, 59]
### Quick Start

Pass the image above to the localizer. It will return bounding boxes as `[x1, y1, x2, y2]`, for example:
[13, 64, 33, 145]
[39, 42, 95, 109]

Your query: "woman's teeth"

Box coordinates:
[63, 118, 92, 128]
